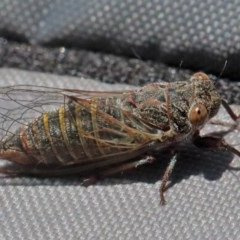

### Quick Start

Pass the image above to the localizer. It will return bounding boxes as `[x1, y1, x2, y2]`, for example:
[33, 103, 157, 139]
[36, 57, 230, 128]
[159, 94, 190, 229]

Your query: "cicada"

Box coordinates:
[0, 72, 239, 204]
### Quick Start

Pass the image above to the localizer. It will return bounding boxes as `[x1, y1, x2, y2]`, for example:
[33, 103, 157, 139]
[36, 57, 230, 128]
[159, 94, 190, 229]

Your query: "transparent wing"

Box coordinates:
[0, 85, 129, 140]
[0, 85, 65, 141]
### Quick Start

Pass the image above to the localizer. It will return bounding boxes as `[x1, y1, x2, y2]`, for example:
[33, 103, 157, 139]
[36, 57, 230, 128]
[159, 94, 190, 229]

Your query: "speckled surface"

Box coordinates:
[1, 0, 240, 78]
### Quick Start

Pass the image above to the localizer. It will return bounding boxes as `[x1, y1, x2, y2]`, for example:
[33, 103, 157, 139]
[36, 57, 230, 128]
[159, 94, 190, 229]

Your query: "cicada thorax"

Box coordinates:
[0, 95, 157, 166]
[129, 81, 194, 135]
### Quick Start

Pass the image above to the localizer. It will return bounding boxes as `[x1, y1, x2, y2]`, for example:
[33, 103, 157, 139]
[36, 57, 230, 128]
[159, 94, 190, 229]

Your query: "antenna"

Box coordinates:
[218, 60, 228, 78]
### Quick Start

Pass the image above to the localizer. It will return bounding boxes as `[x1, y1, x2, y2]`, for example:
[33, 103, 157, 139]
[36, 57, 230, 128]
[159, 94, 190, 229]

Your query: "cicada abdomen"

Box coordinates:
[0, 96, 143, 166]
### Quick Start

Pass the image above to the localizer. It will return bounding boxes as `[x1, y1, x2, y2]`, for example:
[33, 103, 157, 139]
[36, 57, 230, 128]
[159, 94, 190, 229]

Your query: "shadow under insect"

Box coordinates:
[0, 142, 234, 187]
[113, 143, 234, 183]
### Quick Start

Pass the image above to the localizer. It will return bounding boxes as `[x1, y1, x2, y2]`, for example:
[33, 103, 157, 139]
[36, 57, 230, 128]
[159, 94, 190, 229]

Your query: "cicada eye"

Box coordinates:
[190, 72, 210, 81]
[188, 103, 208, 126]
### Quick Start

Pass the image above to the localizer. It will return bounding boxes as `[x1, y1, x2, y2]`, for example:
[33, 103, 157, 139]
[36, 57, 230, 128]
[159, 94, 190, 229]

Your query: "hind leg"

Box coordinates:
[0, 166, 19, 176]
[82, 155, 156, 186]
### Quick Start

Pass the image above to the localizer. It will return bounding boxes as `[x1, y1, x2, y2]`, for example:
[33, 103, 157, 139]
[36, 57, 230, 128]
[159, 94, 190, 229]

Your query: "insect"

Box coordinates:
[0, 72, 239, 204]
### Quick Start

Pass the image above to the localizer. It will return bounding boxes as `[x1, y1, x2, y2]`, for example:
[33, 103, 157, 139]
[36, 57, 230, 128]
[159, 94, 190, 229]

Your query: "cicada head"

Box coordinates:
[188, 72, 222, 128]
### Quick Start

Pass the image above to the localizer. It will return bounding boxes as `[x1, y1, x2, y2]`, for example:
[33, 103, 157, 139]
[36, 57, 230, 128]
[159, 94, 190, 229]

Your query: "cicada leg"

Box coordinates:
[0, 166, 19, 177]
[193, 100, 240, 163]
[221, 100, 240, 122]
[82, 155, 156, 187]
[193, 134, 240, 158]
[84, 154, 178, 206]
[0, 155, 156, 179]
[101, 155, 156, 176]
[159, 154, 177, 205]
[194, 98, 240, 159]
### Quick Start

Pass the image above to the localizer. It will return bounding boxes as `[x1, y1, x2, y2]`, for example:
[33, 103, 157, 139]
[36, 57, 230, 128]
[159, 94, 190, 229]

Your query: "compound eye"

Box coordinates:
[190, 72, 209, 81]
[188, 103, 208, 126]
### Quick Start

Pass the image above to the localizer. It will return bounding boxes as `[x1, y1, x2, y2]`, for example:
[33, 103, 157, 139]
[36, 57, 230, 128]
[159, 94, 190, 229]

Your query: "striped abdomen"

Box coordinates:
[0, 97, 153, 166]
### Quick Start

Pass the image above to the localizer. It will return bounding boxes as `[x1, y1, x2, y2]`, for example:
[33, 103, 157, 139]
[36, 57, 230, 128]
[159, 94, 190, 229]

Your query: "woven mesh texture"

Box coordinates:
[0, 0, 240, 239]
[0, 0, 240, 78]
[0, 69, 239, 240]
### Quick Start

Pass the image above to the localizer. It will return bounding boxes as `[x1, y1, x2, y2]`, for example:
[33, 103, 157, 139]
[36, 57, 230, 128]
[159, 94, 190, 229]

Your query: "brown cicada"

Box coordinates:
[0, 72, 239, 204]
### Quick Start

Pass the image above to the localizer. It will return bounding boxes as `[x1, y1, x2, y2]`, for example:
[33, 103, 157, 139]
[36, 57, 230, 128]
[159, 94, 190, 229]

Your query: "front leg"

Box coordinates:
[193, 131, 240, 158]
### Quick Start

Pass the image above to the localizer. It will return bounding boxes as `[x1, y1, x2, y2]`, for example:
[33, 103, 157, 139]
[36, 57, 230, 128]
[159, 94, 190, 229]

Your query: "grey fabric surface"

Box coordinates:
[0, 0, 240, 239]
[0, 69, 239, 240]
[1, 0, 240, 79]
